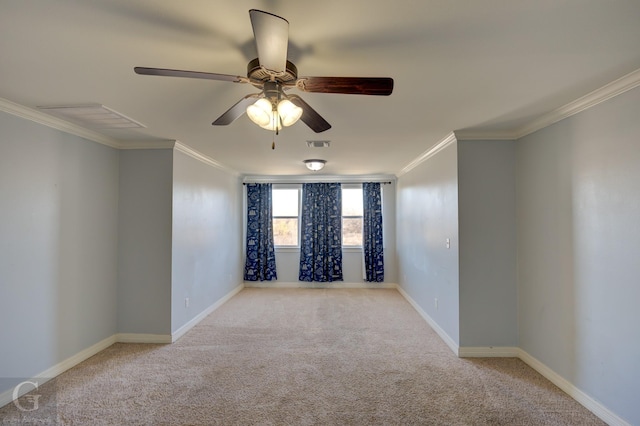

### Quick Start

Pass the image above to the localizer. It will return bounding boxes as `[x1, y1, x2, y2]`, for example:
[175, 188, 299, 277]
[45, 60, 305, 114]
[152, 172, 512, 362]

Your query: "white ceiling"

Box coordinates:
[2, 0, 640, 177]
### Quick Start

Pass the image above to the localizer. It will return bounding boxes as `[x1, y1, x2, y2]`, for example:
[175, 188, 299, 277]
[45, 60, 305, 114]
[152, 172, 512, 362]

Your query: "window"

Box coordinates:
[342, 186, 363, 246]
[271, 185, 364, 248]
[272, 187, 300, 247]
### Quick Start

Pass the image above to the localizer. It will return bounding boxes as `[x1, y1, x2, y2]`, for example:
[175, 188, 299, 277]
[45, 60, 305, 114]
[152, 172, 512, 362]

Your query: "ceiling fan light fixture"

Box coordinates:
[277, 99, 303, 126]
[303, 159, 326, 171]
[246, 98, 273, 127]
[258, 113, 282, 131]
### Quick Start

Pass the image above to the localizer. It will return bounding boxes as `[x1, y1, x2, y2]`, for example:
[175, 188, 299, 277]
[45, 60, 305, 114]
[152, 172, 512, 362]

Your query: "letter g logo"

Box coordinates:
[12, 380, 41, 412]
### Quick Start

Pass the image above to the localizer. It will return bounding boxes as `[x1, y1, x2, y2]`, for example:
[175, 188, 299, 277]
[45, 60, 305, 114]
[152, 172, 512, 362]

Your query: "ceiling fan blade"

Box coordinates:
[135, 67, 247, 83]
[295, 77, 394, 96]
[249, 9, 289, 75]
[288, 95, 331, 133]
[212, 94, 260, 126]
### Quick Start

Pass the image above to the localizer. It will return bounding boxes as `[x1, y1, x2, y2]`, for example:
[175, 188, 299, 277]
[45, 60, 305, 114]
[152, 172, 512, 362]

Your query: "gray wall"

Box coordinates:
[117, 150, 173, 335]
[516, 86, 640, 424]
[0, 111, 119, 391]
[172, 150, 243, 332]
[396, 142, 460, 345]
[458, 140, 517, 347]
[0, 110, 245, 399]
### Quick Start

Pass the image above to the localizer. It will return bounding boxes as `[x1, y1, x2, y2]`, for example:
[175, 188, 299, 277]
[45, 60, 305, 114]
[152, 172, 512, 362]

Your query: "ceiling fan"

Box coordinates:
[134, 9, 394, 134]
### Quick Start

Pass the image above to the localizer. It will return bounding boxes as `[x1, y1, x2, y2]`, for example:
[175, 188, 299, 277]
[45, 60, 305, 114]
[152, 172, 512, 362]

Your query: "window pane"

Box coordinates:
[343, 218, 362, 246]
[273, 189, 299, 216]
[342, 188, 363, 216]
[273, 218, 298, 246]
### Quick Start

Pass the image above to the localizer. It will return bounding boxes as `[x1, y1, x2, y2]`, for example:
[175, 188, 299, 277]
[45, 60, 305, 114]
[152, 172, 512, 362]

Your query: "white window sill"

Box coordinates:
[343, 246, 363, 252]
[275, 247, 300, 253]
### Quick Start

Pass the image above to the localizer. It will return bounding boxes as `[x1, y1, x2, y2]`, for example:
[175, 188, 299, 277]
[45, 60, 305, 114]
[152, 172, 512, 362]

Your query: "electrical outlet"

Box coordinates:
[185, 298, 189, 308]
[446, 238, 450, 249]
[435, 298, 439, 310]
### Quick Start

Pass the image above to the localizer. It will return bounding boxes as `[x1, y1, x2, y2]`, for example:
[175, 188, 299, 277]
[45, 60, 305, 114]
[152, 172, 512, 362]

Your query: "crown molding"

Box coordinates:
[0, 97, 123, 148]
[0, 97, 238, 173]
[118, 140, 177, 150]
[396, 132, 457, 177]
[514, 68, 640, 139]
[453, 129, 518, 141]
[455, 69, 640, 142]
[174, 141, 239, 176]
[0, 97, 182, 151]
[243, 174, 396, 184]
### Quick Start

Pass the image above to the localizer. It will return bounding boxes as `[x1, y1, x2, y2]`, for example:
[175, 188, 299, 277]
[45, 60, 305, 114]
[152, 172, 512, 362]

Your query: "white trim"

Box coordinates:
[514, 68, 640, 139]
[404, 311, 631, 424]
[244, 174, 396, 184]
[0, 98, 238, 170]
[174, 141, 239, 176]
[1, 97, 184, 151]
[454, 129, 518, 141]
[457, 346, 631, 424]
[396, 286, 459, 355]
[243, 281, 398, 289]
[115, 333, 172, 344]
[118, 140, 177, 150]
[171, 284, 244, 342]
[0, 334, 117, 409]
[397, 132, 457, 177]
[453, 68, 640, 144]
[0, 284, 245, 409]
[458, 346, 520, 358]
[517, 348, 631, 426]
[0, 97, 122, 148]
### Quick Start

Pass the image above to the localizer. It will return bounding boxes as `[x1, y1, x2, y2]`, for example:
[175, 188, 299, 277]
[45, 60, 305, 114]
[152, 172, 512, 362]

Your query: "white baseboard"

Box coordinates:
[516, 349, 631, 426]
[243, 281, 398, 289]
[458, 346, 520, 357]
[0, 284, 245, 409]
[115, 333, 172, 344]
[0, 334, 117, 409]
[399, 286, 630, 425]
[171, 283, 244, 342]
[396, 286, 459, 355]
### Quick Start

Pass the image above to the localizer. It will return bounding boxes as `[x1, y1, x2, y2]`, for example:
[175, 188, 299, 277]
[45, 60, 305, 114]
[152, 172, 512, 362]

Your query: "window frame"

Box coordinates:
[341, 184, 364, 249]
[271, 184, 302, 250]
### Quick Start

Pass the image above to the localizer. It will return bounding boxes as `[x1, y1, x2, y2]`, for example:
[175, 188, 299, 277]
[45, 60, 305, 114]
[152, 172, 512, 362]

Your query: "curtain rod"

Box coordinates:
[243, 181, 393, 185]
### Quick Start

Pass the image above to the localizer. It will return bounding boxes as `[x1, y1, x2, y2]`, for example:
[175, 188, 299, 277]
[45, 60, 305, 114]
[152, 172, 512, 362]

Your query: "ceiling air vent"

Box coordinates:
[306, 140, 330, 148]
[37, 104, 145, 129]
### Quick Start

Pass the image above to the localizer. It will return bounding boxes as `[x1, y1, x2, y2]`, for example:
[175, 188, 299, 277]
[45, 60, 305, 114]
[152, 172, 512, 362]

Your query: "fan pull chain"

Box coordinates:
[272, 109, 278, 149]
[272, 126, 276, 150]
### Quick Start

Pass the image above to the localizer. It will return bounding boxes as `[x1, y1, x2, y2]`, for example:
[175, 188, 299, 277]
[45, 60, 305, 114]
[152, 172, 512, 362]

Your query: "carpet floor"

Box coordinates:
[0, 288, 605, 425]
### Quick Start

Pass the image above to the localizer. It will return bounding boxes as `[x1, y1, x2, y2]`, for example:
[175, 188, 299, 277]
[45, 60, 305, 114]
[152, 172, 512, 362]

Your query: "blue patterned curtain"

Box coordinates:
[363, 182, 384, 282]
[299, 183, 343, 282]
[244, 183, 277, 281]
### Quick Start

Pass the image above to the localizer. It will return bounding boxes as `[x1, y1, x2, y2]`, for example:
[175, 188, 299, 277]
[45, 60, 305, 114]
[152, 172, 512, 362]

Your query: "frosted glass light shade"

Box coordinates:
[246, 98, 273, 127]
[303, 159, 326, 171]
[277, 99, 303, 127]
[259, 113, 282, 131]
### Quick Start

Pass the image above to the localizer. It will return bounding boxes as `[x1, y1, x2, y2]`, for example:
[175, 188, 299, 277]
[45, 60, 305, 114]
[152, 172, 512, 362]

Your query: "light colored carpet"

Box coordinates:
[1, 288, 604, 425]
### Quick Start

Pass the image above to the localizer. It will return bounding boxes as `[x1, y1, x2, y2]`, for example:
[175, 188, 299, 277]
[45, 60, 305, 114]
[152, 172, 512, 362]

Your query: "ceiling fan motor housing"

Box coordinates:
[247, 58, 298, 86]
[263, 81, 282, 105]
